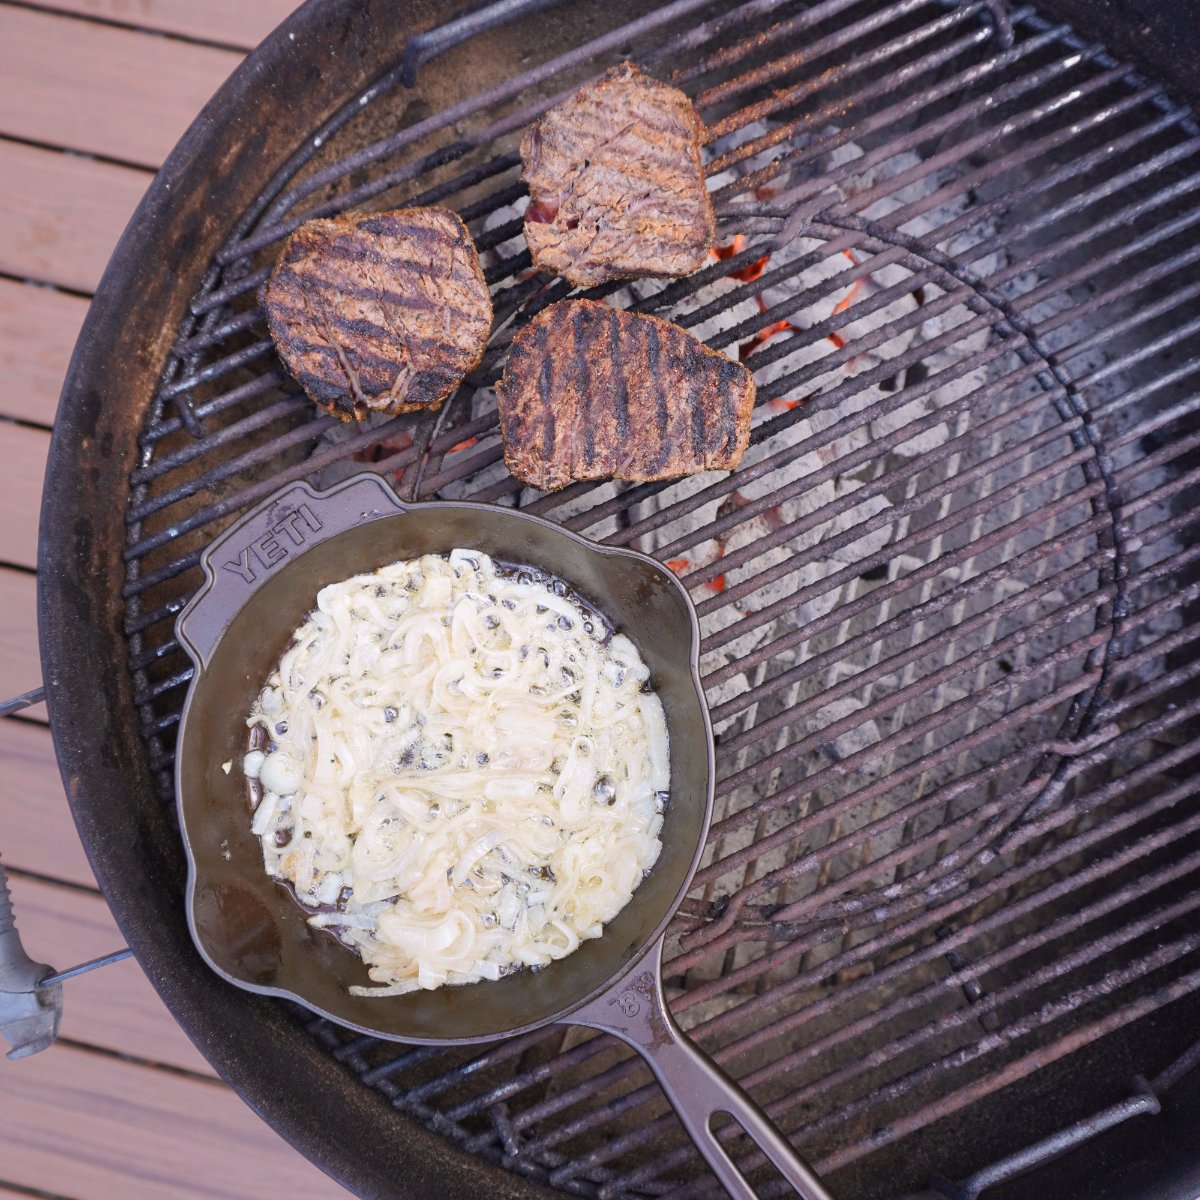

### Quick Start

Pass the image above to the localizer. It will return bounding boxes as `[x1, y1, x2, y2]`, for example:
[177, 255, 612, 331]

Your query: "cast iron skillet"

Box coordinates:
[174, 472, 834, 1200]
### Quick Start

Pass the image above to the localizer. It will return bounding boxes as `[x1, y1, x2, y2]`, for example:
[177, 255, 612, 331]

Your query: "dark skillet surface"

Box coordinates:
[177, 487, 711, 1043]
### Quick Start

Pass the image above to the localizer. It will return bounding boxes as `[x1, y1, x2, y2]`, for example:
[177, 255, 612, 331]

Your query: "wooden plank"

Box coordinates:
[0, 1042, 349, 1200]
[0, 720, 92, 886]
[32, 0, 299, 51]
[0, 8, 243, 170]
[8, 874, 215, 1077]
[0, 569, 45, 720]
[0, 141, 151, 293]
[0, 421, 49, 571]
[0, 279, 88, 427]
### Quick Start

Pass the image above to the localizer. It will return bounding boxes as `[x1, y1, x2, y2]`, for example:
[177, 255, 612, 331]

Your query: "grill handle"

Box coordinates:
[0, 850, 62, 1060]
[0, 687, 62, 1060]
[574, 936, 836, 1200]
[0, 688, 134, 1060]
[177, 475, 409, 670]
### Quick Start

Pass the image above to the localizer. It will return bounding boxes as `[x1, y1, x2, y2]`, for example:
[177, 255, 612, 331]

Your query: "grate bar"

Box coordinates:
[215, 0, 822, 266]
[399, 725, 1200, 1166]
[736, 662, 1200, 952]
[131, 72, 1200, 549]
[114, 0, 1200, 1192]
[514, 845, 1200, 1156]
[138, 10, 993, 463]
[695, 585, 1199, 929]
[555, 889, 1200, 1192]
[698, 460, 1104, 779]
[154, 8, 1118, 446]
[690, 0, 957, 106]
[810, 958, 1200, 1181]
[719, 577, 1110, 759]
[141, 371, 291, 446]
[124, 598, 188, 639]
[714, 552, 1108, 745]
[681, 728, 1200, 1024]
[132, 396, 308, 485]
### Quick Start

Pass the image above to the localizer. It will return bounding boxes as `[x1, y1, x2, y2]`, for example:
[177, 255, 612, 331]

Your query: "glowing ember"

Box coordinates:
[832, 276, 866, 316]
[353, 431, 414, 463]
[731, 254, 770, 284]
[448, 436, 478, 453]
[711, 234, 746, 260]
[739, 319, 798, 361]
[712, 235, 771, 283]
[769, 392, 814, 412]
[665, 558, 690, 573]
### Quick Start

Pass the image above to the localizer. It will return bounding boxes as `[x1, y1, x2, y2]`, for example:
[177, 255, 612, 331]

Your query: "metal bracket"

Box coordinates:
[0, 853, 60, 1060]
[929, 1077, 1161, 1199]
[941, 0, 1014, 50]
[0, 685, 45, 718]
[1, 687, 130, 1060]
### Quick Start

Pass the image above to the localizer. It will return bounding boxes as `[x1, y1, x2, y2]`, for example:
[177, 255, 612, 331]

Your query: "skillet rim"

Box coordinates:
[174, 473, 716, 1044]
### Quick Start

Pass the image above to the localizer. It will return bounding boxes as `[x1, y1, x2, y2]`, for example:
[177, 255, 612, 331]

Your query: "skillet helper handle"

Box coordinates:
[573, 941, 835, 1200]
[176, 473, 409, 669]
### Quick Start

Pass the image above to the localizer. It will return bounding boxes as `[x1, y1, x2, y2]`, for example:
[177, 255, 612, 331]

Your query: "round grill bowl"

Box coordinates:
[38, 0, 1200, 1197]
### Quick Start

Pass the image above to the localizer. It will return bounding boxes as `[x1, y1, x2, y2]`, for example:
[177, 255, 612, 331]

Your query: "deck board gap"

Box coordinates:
[2, 0, 263, 55]
[0, 132, 164, 177]
[56, 1037, 228, 1088]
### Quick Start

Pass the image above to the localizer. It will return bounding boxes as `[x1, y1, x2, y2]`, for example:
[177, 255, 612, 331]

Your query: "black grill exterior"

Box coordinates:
[39, 1, 1200, 1197]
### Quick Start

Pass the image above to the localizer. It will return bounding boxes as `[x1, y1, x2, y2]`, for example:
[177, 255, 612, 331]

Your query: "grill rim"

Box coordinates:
[35, 0, 1200, 1197]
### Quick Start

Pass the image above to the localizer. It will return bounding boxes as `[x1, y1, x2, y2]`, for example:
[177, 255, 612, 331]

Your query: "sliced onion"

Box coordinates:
[243, 549, 666, 995]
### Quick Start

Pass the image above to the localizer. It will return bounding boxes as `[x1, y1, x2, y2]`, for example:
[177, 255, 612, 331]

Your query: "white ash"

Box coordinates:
[300, 110, 1173, 928]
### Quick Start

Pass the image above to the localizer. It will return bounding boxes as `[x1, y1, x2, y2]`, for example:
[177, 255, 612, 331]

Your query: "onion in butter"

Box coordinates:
[244, 550, 666, 996]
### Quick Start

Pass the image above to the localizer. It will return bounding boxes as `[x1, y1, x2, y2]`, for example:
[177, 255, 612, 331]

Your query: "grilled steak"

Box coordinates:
[520, 63, 715, 288]
[260, 206, 492, 422]
[496, 299, 755, 492]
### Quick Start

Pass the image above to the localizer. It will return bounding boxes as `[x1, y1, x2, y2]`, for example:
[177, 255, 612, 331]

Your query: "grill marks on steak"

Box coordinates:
[261, 207, 492, 421]
[520, 63, 715, 288]
[497, 300, 755, 492]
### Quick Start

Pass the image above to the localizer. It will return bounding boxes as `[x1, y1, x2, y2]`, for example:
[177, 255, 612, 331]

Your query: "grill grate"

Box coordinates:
[121, 0, 1200, 1194]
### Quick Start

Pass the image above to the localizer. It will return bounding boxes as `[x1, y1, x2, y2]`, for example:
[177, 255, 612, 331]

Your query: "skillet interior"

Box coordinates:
[177, 499, 712, 1042]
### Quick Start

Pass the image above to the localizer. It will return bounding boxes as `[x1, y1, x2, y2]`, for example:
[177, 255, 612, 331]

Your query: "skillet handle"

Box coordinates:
[176, 473, 408, 670]
[572, 938, 835, 1200]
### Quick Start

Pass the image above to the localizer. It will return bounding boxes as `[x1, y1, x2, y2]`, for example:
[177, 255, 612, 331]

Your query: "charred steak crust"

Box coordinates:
[496, 299, 756, 492]
[520, 62, 715, 288]
[260, 206, 493, 422]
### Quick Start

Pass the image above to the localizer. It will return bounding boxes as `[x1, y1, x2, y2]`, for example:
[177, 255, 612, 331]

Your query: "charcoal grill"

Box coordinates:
[27, 0, 1200, 1196]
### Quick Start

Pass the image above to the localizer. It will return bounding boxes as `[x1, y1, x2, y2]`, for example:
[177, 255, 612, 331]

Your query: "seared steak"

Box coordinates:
[260, 206, 492, 422]
[496, 299, 755, 492]
[520, 63, 715, 288]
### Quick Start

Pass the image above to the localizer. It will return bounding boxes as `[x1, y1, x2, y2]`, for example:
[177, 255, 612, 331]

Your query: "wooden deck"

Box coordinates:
[0, 4, 350, 1196]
